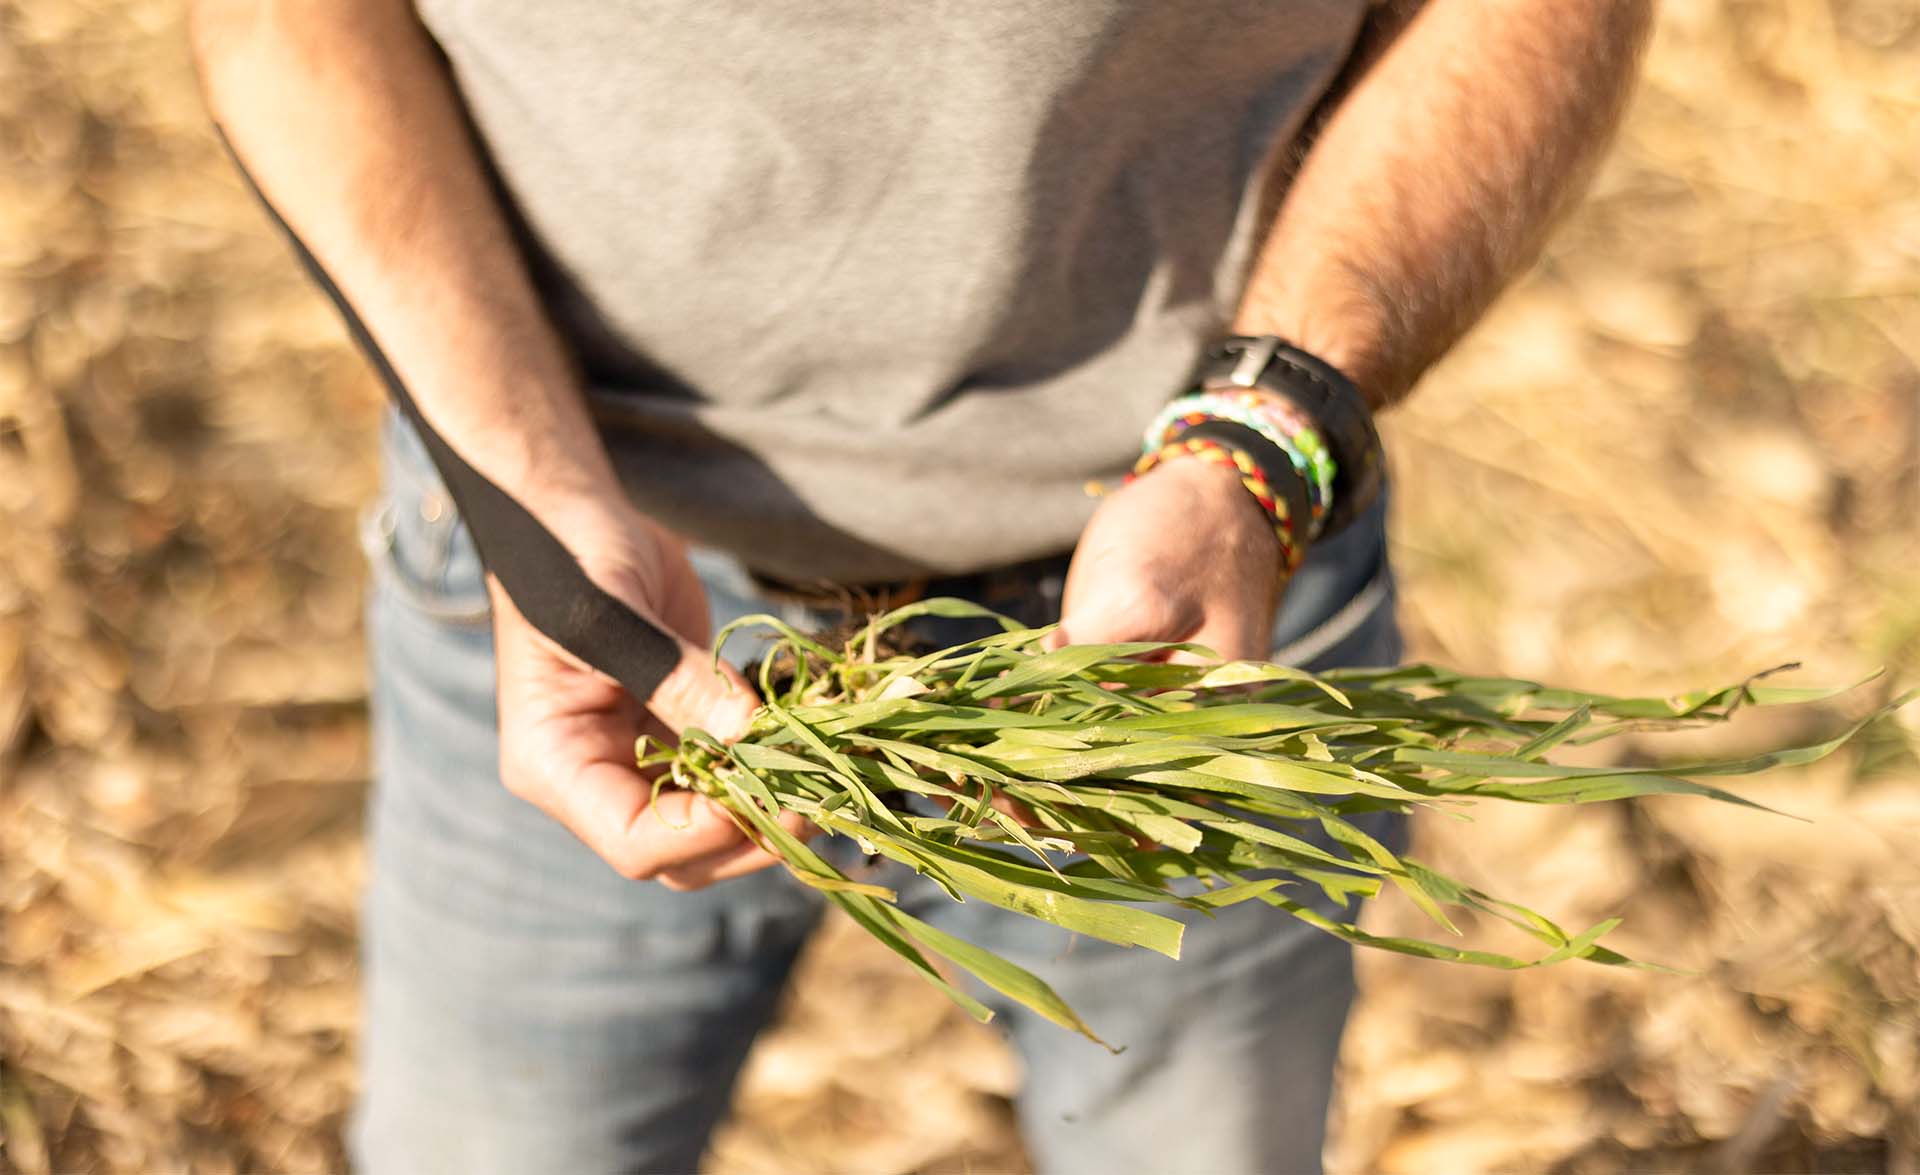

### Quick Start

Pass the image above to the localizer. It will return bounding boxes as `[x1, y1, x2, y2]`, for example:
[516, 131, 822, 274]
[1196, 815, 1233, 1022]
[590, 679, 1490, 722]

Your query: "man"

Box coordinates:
[189, 2, 1650, 1171]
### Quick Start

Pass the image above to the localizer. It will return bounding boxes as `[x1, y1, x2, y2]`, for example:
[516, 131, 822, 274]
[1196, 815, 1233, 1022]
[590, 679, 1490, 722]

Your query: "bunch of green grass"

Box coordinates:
[640, 598, 1903, 1045]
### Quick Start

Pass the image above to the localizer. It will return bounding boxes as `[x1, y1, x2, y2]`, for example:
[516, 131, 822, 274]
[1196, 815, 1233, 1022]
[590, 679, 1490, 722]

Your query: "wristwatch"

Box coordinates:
[1192, 336, 1384, 539]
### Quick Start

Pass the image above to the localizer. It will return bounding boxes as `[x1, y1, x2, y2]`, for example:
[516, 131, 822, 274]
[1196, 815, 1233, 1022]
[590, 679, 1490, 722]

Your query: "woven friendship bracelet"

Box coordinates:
[1126, 436, 1303, 574]
[1162, 402, 1334, 529]
[1143, 389, 1337, 536]
[1145, 390, 1334, 531]
[1193, 337, 1383, 539]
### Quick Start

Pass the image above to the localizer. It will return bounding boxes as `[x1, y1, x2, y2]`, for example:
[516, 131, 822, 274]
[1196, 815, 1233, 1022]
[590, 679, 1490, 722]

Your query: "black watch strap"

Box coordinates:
[219, 132, 684, 703]
[1194, 336, 1384, 538]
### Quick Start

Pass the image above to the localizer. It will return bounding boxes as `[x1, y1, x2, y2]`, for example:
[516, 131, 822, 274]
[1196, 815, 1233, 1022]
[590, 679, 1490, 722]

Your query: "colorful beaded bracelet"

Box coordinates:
[1142, 388, 1337, 537]
[1126, 436, 1303, 575]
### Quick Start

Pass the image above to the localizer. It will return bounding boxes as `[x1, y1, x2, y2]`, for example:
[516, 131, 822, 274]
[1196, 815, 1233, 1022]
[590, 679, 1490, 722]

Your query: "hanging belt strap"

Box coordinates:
[219, 132, 682, 702]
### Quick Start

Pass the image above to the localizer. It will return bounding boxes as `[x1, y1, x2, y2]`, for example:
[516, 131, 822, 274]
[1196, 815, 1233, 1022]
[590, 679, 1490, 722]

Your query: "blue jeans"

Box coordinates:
[350, 413, 1402, 1175]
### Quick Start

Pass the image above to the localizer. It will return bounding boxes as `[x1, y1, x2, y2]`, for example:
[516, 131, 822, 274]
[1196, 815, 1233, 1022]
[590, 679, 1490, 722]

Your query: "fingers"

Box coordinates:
[1055, 576, 1201, 650]
[493, 693, 750, 883]
[988, 789, 1040, 828]
[491, 570, 760, 743]
[1055, 567, 1274, 662]
[508, 744, 810, 889]
[645, 641, 761, 742]
[495, 688, 799, 889]
[512, 760, 738, 882]
[1055, 597, 1270, 664]
[655, 809, 815, 891]
[487, 549, 783, 891]
[1178, 618, 1273, 664]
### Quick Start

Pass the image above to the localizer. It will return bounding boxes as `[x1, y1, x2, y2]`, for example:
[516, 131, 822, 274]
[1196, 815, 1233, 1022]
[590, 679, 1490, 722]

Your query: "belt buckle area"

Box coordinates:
[746, 572, 930, 616]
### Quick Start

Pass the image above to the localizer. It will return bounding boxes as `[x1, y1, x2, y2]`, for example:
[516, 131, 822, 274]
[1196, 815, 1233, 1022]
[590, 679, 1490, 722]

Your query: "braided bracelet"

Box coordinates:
[1126, 436, 1303, 575]
[1143, 389, 1337, 536]
[1194, 336, 1382, 539]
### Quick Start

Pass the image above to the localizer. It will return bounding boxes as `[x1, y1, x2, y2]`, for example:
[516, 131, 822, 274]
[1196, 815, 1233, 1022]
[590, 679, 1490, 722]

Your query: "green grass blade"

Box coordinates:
[888, 907, 1115, 1048]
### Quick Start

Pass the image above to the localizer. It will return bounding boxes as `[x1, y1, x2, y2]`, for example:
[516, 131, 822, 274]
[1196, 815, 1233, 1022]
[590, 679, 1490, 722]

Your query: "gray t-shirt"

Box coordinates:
[419, 1, 1367, 583]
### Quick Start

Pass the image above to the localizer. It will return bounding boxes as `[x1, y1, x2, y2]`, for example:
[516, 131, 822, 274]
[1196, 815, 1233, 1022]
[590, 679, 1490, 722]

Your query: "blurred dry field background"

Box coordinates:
[2, 0, 1917, 1171]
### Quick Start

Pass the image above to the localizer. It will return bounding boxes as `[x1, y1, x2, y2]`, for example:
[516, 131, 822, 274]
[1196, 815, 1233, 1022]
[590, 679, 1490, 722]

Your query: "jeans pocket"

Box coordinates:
[1273, 564, 1401, 672]
[360, 414, 492, 626]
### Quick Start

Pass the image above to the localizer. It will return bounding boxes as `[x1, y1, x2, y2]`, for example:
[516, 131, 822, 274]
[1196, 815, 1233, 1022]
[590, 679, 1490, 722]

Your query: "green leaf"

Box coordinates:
[971, 740, 1223, 781]
[654, 601, 1906, 1043]
[967, 642, 1198, 700]
[1194, 661, 1352, 707]
[1515, 704, 1591, 760]
[1125, 812, 1204, 853]
[815, 812, 1185, 958]
[727, 742, 832, 775]
[713, 612, 842, 668]
[888, 906, 1116, 1048]
[1093, 703, 1344, 737]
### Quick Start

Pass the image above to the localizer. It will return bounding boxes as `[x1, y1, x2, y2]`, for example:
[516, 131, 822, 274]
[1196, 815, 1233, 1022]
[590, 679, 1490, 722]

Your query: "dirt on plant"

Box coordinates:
[2, 0, 1917, 1172]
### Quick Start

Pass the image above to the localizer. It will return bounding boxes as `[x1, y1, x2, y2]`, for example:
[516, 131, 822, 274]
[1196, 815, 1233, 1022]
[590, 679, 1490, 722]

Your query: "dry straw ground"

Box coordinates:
[2, 0, 1917, 1172]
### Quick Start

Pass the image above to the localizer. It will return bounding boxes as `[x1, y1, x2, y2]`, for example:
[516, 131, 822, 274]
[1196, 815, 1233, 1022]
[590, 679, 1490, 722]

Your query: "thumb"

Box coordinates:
[1055, 586, 1198, 651]
[644, 642, 761, 742]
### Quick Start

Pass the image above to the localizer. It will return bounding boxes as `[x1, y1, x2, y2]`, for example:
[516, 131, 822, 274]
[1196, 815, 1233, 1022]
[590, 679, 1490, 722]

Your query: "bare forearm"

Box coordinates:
[189, 0, 623, 526]
[1235, 0, 1653, 408]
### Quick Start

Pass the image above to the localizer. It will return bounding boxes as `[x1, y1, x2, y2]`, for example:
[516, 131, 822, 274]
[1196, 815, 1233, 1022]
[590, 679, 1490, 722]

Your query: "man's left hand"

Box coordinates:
[1055, 456, 1290, 662]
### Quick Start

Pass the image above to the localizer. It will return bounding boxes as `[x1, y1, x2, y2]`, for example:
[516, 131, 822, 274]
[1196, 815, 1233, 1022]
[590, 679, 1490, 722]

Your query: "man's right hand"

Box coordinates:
[189, 0, 807, 889]
[490, 503, 798, 891]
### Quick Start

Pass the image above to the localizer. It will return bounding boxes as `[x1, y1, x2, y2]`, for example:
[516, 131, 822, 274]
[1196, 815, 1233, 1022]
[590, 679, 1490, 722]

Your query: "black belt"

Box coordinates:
[748, 551, 1075, 615]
